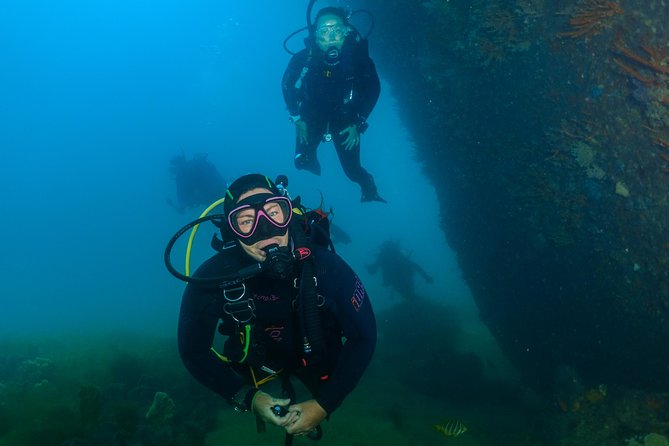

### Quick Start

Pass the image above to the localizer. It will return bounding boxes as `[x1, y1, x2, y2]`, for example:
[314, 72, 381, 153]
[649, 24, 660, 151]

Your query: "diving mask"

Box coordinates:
[316, 23, 347, 40]
[227, 194, 292, 245]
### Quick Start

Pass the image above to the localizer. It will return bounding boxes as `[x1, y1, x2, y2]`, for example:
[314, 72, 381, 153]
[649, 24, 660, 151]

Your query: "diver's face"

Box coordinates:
[315, 14, 348, 52]
[236, 187, 289, 262]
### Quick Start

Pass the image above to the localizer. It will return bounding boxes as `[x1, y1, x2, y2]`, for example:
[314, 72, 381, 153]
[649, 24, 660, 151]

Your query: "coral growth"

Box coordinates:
[0, 336, 217, 446]
[559, 0, 623, 38]
[146, 391, 176, 426]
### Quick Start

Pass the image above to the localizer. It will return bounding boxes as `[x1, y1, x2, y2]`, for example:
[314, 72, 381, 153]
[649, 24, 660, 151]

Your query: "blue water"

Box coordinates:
[0, 2, 523, 445]
[0, 2, 467, 344]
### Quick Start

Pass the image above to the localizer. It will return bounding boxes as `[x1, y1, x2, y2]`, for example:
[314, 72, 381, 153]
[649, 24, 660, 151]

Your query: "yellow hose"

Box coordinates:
[185, 197, 226, 276]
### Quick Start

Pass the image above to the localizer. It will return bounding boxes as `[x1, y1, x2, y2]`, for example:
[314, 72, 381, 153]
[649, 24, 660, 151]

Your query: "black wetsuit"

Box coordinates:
[281, 38, 381, 198]
[177, 244, 376, 415]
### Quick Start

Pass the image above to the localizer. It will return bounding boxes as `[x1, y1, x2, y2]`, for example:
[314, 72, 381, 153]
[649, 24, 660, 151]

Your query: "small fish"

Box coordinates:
[433, 419, 467, 437]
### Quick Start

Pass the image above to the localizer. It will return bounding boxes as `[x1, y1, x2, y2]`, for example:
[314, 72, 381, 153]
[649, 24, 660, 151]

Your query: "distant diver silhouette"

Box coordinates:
[167, 151, 226, 213]
[366, 240, 433, 300]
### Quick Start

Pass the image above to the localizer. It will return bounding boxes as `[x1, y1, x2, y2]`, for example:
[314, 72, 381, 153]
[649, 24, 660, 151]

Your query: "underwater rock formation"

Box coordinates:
[366, 0, 669, 395]
[146, 391, 175, 426]
[16, 357, 53, 388]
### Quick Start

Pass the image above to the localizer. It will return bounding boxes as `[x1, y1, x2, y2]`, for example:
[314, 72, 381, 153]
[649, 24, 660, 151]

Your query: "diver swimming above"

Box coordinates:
[282, 6, 385, 203]
[170, 174, 377, 443]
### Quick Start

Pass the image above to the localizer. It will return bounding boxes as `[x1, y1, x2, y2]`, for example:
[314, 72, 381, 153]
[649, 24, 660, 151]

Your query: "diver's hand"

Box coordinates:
[339, 125, 360, 151]
[285, 399, 326, 436]
[296, 120, 309, 145]
[251, 391, 300, 428]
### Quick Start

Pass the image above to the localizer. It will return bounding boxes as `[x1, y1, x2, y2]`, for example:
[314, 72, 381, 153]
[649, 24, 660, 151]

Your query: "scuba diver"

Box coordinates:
[166, 174, 376, 443]
[167, 152, 226, 213]
[367, 240, 433, 301]
[282, 5, 385, 203]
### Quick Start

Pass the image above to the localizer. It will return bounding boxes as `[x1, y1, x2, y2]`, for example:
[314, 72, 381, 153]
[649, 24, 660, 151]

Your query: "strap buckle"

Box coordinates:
[293, 276, 317, 289]
[223, 283, 246, 302]
[292, 294, 325, 311]
[224, 299, 256, 324]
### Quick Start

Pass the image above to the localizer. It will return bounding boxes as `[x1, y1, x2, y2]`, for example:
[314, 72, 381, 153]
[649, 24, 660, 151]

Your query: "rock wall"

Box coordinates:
[363, 0, 669, 394]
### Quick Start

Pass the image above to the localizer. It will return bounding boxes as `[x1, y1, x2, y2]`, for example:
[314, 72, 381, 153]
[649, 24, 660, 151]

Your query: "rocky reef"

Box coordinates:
[364, 0, 669, 396]
[0, 336, 217, 446]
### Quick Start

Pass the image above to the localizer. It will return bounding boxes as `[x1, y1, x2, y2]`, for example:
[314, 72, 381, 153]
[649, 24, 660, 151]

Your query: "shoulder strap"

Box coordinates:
[294, 48, 313, 90]
[288, 219, 327, 364]
[298, 257, 326, 364]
